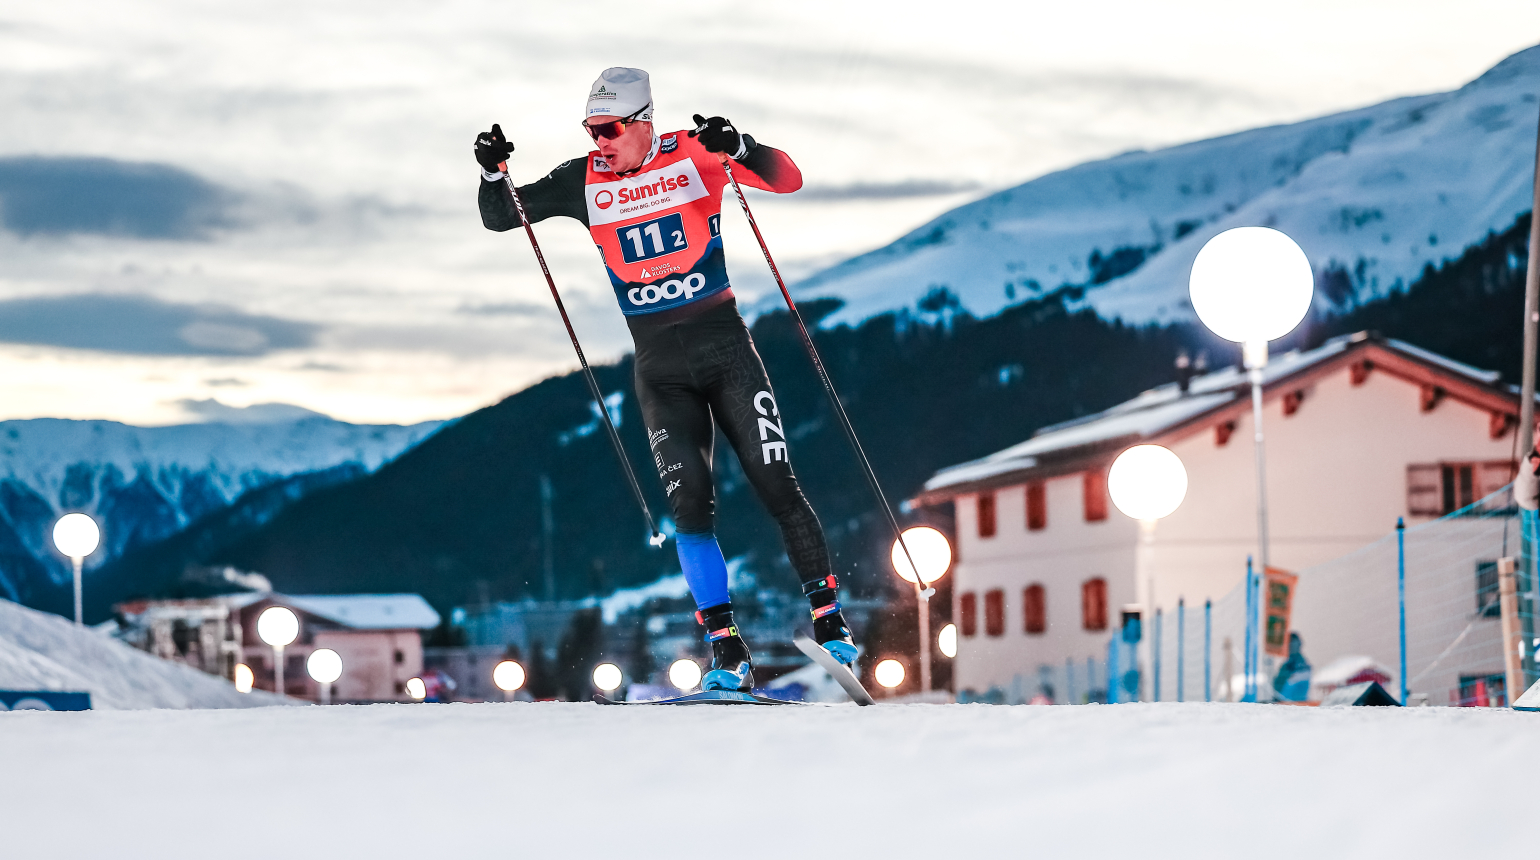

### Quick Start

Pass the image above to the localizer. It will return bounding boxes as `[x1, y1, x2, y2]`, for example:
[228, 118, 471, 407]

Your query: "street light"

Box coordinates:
[493, 660, 526, 701]
[1190, 226, 1313, 699]
[233, 663, 254, 693]
[1108, 445, 1188, 522]
[938, 623, 958, 659]
[257, 606, 299, 696]
[307, 648, 343, 705]
[52, 513, 100, 626]
[1189, 226, 1313, 569]
[668, 658, 702, 692]
[593, 663, 623, 695]
[890, 526, 951, 694]
[874, 659, 906, 691]
[405, 677, 427, 700]
[1108, 444, 1187, 704]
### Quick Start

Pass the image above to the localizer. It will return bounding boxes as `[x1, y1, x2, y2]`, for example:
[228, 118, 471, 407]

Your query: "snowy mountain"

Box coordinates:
[0, 414, 443, 605]
[793, 45, 1540, 326]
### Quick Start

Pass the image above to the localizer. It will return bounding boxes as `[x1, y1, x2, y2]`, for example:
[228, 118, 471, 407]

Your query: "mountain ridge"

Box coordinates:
[788, 44, 1539, 328]
[0, 415, 443, 606]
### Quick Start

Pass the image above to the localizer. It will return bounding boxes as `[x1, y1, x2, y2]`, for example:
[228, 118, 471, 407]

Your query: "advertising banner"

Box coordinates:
[1262, 567, 1298, 658]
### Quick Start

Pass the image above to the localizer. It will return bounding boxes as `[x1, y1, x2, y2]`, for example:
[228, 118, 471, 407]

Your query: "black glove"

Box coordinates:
[689, 114, 747, 158]
[475, 124, 515, 173]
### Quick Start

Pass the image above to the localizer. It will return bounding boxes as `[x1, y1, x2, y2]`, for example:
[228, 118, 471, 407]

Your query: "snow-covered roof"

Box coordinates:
[921, 333, 1510, 497]
[282, 594, 441, 630]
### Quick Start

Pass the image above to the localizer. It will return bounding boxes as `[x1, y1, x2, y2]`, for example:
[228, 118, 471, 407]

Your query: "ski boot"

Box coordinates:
[804, 575, 858, 666]
[697, 603, 754, 691]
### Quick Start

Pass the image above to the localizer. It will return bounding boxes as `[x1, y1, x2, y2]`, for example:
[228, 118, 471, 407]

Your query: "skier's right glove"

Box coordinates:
[475, 124, 515, 178]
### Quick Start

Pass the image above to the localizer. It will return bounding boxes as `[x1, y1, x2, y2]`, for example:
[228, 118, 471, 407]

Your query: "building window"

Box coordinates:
[1026, 482, 1047, 531]
[977, 492, 997, 538]
[394, 650, 405, 664]
[1408, 461, 1514, 516]
[1083, 470, 1108, 522]
[959, 592, 978, 637]
[1023, 584, 1047, 634]
[1475, 561, 1501, 618]
[984, 589, 1005, 637]
[1082, 578, 1108, 631]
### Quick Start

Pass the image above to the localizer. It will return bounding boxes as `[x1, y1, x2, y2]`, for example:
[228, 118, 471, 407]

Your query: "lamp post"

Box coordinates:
[307, 648, 343, 705]
[233, 663, 255, 694]
[1107, 444, 1189, 702]
[592, 663, 623, 697]
[52, 513, 100, 626]
[874, 659, 906, 694]
[890, 525, 952, 692]
[493, 660, 526, 702]
[937, 623, 958, 659]
[256, 606, 299, 696]
[668, 658, 702, 693]
[1189, 226, 1313, 691]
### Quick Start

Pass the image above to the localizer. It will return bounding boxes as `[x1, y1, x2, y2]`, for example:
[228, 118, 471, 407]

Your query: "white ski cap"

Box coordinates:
[586, 67, 653, 121]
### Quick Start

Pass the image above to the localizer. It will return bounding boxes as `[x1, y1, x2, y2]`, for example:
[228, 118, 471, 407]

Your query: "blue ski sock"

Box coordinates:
[676, 531, 730, 610]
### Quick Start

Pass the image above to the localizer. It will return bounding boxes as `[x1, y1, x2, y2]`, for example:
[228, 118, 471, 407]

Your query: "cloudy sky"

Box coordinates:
[0, 1, 1535, 425]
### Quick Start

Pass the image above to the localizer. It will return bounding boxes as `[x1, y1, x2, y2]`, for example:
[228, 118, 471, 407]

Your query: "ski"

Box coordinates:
[794, 636, 875, 706]
[592, 690, 802, 706]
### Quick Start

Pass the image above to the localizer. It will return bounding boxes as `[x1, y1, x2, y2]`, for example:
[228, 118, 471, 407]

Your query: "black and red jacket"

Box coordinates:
[479, 130, 801, 316]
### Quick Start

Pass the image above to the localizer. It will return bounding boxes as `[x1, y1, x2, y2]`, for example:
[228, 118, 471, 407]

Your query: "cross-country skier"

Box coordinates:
[474, 67, 856, 692]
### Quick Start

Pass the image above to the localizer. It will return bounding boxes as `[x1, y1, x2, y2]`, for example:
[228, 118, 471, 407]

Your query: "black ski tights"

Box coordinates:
[629, 298, 833, 587]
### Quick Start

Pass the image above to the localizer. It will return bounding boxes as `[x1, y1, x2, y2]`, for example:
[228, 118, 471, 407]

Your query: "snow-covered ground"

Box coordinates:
[0, 700, 1529, 858]
[0, 598, 286, 709]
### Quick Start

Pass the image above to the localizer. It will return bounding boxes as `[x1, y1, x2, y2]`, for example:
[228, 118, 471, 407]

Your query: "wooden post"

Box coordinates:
[1499, 557, 1524, 705]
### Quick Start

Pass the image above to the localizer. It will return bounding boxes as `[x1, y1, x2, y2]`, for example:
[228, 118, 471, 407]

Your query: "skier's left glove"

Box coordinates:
[690, 114, 749, 160]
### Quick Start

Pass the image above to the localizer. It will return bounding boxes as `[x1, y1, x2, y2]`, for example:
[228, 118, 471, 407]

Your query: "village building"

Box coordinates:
[914, 333, 1524, 703]
[116, 590, 439, 702]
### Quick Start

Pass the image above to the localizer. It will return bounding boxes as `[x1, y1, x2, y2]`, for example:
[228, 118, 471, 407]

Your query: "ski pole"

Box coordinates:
[715, 154, 928, 595]
[501, 171, 665, 548]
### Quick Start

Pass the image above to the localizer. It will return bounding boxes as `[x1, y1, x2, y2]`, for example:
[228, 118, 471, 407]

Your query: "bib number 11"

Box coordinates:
[618, 213, 687, 264]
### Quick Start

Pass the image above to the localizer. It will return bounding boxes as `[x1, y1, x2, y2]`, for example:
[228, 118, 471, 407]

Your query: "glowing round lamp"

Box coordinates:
[1188, 227, 1313, 345]
[405, 677, 427, 700]
[1108, 445, 1188, 521]
[890, 526, 952, 585]
[53, 513, 100, 558]
[874, 659, 906, 689]
[668, 659, 702, 691]
[233, 663, 254, 693]
[256, 606, 299, 647]
[493, 660, 526, 693]
[592, 663, 623, 692]
[938, 623, 958, 659]
[307, 648, 343, 684]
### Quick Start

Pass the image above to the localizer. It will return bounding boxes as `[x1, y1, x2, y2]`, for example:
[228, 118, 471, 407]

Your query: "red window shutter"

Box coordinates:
[1406, 464, 1440, 516]
[1026, 483, 1047, 531]
[1083, 470, 1108, 522]
[1082, 578, 1108, 631]
[959, 592, 978, 637]
[977, 492, 997, 538]
[1023, 584, 1047, 634]
[984, 589, 1005, 637]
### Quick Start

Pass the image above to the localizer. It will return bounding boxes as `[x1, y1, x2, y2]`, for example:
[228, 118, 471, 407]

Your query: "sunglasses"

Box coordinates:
[583, 104, 651, 141]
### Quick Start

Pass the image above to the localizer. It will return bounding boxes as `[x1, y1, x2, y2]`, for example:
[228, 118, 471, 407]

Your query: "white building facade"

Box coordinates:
[916, 333, 1522, 702]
